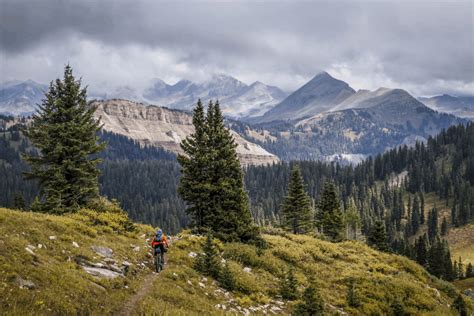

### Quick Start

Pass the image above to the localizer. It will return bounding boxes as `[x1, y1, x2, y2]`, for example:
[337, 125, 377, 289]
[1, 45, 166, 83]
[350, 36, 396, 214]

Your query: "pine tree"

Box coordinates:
[178, 100, 258, 242]
[281, 166, 313, 234]
[30, 196, 42, 212]
[368, 220, 389, 252]
[419, 193, 425, 224]
[205, 101, 257, 242]
[427, 207, 439, 242]
[294, 280, 324, 316]
[316, 182, 344, 242]
[411, 195, 421, 234]
[465, 263, 473, 278]
[452, 294, 468, 316]
[457, 257, 464, 279]
[219, 262, 236, 291]
[178, 99, 210, 231]
[344, 200, 360, 240]
[391, 299, 406, 316]
[194, 233, 221, 279]
[346, 278, 360, 308]
[22, 65, 105, 214]
[12, 192, 26, 210]
[280, 265, 299, 300]
[415, 234, 429, 267]
[441, 217, 448, 236]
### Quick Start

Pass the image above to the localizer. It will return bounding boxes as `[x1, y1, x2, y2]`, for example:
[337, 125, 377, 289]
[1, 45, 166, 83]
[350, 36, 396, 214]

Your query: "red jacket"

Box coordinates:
[151, 235, 169, 248]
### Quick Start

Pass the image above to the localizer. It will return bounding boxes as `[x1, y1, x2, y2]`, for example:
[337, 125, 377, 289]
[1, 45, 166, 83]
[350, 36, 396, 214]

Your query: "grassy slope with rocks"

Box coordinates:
[0, 207, 471, 315]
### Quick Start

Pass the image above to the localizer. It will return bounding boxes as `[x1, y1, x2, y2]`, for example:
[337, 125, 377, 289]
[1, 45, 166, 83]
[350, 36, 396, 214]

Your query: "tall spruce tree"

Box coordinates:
[23, 65, 105, 214]
[316, 182, 344, 242]
[178, 100, 210, 231]
[368, 220, 389, 252]
[281, 166, 313, 234]
[178, 100, 258, 242]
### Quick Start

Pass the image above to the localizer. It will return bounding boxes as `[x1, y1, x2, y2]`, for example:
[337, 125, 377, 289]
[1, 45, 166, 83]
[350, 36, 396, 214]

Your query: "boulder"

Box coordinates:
[91, 246, 114, 258]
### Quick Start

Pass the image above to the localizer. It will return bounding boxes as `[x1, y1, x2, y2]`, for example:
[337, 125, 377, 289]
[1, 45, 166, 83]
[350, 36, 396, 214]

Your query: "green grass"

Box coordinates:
[0, 208, 471, 315]
[453, 278, 474, 292]
[138, 231, 469, 315]
[0, 207, 155, 315]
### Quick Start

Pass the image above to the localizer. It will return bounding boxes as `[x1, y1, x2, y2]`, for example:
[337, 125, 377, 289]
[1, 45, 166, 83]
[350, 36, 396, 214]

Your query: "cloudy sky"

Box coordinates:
[1, 0, 473, 96]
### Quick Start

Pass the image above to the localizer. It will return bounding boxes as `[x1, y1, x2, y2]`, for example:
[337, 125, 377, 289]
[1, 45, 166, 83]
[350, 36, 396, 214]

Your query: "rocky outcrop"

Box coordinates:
[93, 99, 278, 166]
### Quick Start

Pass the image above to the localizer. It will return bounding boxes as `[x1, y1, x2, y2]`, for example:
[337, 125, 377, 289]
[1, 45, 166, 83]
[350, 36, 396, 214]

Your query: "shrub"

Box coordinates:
[219, 262, 236, 291]
[293, 280, 324, 316]
[280, 265, 299, 300]
[194, 233, 221, 279]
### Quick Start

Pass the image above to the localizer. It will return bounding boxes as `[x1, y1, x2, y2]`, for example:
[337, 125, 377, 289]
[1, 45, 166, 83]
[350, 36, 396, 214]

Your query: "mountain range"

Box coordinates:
[419, 94, 474, 119]
[0, 75, 288, 119]
[1, 72, 471, 164]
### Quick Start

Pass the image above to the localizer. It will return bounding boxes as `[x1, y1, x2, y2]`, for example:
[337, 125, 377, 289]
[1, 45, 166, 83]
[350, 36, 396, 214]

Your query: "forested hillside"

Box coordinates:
[2, 119, 473, 254]
[0, 127, 185, 232]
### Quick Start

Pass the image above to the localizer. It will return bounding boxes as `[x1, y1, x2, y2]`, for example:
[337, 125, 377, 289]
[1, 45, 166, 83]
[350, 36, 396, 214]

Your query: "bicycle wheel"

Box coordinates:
[155, 250, 162, 273]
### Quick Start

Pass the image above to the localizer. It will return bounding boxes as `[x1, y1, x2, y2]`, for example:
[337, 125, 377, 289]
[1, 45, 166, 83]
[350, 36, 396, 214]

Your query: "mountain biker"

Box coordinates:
[151, 229, 169, 267]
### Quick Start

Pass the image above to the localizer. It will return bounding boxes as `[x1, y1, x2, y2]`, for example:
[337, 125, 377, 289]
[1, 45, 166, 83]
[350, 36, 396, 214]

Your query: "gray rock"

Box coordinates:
[16, 277, 35, 289]
[91, 246, 113, 258]
[83, 266, 122, 279]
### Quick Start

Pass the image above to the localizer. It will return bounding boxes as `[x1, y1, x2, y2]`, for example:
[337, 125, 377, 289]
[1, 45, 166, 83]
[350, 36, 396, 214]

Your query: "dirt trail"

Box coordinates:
[117, 272, 158, 316]
[118, 236, 174, 316]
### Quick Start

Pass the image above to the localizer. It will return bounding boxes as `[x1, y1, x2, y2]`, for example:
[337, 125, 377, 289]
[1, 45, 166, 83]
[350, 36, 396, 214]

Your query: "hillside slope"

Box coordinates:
[0, 208, 469, 315]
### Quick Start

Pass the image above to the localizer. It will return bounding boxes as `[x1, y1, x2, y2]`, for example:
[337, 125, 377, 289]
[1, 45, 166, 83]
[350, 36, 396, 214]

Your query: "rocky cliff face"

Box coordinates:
[92, 99, 279, 166]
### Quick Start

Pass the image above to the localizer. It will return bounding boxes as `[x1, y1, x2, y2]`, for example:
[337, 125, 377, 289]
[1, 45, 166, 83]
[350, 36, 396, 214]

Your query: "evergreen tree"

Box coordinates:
[368, 220, 389, 252]
[415, 234, 429, 267]
[219, 262, 236, 291]
[178, 100, 257, 242]
[465, 263, 473, 278]
[344, 201, 361, 240]
[23, 65, 105, 214]
[457, 257, 464, 279]
[427, 207, 439, 242]
[391, 299, 406, 316]
[12, 192, 26, 210]
[411, 195, 421, 234]
[346, 278, 361, 308]
[280, 265, 299, 300]
[178, 100, 210, 231]
[452, 294, 468, 316]
[294, 280, 324, 316]
[30, 196, 42, 212]
[281, 166, 313, 234]
[419, 193, 425, 224]
[316, 182, 344, 242]
[441, 217, 448, 236]
[206, 101, 257, 242]
[194, 233, 221, 279]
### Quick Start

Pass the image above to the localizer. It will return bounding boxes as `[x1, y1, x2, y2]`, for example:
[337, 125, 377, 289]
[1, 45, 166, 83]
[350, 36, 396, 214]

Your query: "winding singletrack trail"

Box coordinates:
[118, 237, 174, 315]
[117, 272, 158, 316]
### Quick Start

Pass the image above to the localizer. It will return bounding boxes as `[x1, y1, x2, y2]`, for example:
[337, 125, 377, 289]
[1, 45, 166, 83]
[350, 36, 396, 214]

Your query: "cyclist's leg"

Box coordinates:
[160, 244, 165, 266]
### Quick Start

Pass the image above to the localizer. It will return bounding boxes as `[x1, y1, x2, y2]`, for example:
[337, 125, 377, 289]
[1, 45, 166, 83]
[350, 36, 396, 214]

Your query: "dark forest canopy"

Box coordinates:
[1, 122, 473, 239]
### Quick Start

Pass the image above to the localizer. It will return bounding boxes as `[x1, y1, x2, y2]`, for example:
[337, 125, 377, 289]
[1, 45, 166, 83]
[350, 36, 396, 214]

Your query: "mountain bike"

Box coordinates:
[154, 247, 164, 273]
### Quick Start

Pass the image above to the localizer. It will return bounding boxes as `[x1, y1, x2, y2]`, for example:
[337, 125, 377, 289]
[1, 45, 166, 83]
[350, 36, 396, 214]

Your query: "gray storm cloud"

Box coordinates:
[0, 0, 473, 96]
